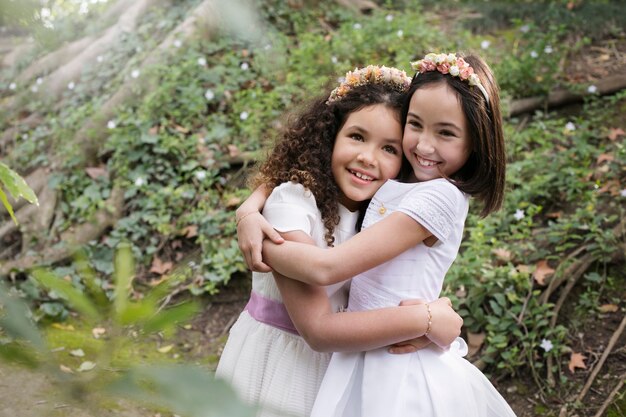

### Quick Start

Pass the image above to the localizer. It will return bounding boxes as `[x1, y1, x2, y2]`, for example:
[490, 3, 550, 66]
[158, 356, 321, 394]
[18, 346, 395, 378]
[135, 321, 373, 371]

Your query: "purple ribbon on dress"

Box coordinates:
[245, 291, 299, 335]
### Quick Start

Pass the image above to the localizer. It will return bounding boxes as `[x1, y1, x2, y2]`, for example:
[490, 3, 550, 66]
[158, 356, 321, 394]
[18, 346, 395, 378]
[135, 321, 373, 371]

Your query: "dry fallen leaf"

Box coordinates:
[182, 225, 198, 238]
[596, 153, 614, 164]
[85, 166, 108, 179]
[607, 128, 624, 141]
[150, 257, 173, 275]
[467, 332, 486, 357]
[598, 304, 619, 313]
[157, 344, 174, 353]
[92, 327, 106, 339]
[533, 260, 555, 286]
[59, 365, 74, 374]
[69, 349, 85, 357]
[225, 196, 242, 208]
[492, 248, 512, 262]
[227, 144, 240, 158]
[568, 352, 587, 373]
[516, 264, 532, 274]
[546, 211, 562, 219]
[77, 361, 96, 372]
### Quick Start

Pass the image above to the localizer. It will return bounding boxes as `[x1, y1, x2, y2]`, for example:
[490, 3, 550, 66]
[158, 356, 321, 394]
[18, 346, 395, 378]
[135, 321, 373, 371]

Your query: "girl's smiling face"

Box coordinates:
[403, 82, 471, 182]
[331, 104, 404, 211]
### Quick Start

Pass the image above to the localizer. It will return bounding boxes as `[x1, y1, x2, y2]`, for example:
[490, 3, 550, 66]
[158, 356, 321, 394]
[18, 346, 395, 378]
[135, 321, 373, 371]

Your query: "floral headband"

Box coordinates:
[410, 53, 489, 102]
[327, 65, 412, 104]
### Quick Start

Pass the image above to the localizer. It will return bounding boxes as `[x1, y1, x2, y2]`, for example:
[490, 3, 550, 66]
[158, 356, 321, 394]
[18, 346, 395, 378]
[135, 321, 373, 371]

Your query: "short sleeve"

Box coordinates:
[396, 179, 467, 243]
[262, 182, 319, 235]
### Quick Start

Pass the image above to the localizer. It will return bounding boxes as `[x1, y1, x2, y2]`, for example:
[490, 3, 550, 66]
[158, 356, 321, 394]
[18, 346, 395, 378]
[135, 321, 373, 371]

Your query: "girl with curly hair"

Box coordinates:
[216, 66, 462, 417]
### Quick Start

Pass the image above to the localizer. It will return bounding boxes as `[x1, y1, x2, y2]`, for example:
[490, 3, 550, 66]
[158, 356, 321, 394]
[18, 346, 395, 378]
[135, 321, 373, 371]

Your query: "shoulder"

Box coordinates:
[266, 182, 317, 212]
[403, 179, 467, 208]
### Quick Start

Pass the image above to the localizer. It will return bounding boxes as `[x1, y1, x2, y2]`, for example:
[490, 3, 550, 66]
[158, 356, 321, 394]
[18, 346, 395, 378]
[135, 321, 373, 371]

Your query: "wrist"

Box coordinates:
[423, 303, 432, 337]
[236, 211, 258, 226]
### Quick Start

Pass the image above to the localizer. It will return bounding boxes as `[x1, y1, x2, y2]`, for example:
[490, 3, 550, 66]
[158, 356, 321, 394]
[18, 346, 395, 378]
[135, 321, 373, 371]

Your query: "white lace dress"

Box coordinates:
[310, 179, 517, 417]
[216, 182, 358, 417]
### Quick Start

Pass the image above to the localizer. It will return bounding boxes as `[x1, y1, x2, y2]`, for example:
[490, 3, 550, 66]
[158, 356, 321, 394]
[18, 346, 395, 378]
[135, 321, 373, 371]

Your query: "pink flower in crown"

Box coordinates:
[437, 62, 450, 74]
[420, 60, 436, 72]
[459, 65, 474, 80]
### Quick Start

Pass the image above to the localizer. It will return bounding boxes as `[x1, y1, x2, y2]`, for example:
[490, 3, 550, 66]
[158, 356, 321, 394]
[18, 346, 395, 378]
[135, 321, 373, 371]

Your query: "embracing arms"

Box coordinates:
[263, 211, 433, 286]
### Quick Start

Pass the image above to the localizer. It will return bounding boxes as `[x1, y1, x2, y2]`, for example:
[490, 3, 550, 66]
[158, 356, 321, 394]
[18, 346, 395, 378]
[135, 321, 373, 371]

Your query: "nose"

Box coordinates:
[356, 146, 376, 166]
[415, 133, 435, 154]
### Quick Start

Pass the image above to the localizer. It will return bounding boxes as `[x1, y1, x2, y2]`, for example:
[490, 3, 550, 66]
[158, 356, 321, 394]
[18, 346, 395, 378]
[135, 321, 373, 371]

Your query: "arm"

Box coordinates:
[276, 230, 461, 352]
[236, 185, 284, 272]
[263, 211, 433, 286]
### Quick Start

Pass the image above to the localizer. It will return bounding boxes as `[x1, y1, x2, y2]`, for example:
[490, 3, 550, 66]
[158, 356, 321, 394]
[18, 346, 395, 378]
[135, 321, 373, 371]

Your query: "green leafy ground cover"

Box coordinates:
[1, 1, 625, 416]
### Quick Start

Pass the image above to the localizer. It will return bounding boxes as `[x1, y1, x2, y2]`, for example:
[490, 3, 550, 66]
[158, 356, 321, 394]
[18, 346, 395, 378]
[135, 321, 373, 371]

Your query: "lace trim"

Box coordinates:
[399, 189, 455, 241]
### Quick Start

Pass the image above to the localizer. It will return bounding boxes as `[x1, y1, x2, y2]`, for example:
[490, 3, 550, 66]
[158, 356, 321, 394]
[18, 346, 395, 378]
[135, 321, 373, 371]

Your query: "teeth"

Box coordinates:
[417, 157, 438, 167]
[351, 170, 374, 181]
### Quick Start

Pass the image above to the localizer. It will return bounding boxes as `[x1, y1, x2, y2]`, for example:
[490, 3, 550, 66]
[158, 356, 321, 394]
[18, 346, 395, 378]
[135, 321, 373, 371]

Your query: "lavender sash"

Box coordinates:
[245, 291, 299, 335]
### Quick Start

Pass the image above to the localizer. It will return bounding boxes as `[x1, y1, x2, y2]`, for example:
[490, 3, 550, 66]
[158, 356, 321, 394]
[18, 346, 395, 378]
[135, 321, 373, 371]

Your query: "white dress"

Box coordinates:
[216, 182, 358, 417]
[310, 179, 517, 417]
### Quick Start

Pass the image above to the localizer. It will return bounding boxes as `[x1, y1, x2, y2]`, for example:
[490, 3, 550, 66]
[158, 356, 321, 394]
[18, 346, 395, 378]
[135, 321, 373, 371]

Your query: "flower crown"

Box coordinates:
[327, 65, 412, 104]
[410, 53, 489, 102]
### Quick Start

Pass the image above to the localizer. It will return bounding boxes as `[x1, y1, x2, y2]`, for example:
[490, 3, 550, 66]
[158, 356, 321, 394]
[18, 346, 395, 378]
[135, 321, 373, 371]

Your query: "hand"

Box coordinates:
[424, 297, 463, 348]
[388, 336, 432, 354]
[237, 212, 284, 272]
[387, 298, 432, 354]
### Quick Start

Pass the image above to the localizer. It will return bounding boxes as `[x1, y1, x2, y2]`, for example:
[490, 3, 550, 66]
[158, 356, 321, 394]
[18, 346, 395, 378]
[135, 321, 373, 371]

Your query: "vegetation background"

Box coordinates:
[0, 0, 625, 416]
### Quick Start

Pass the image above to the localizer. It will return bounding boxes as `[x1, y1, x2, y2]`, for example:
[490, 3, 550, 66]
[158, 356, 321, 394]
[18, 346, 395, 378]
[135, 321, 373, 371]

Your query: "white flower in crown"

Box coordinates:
[449, 65, 460, 77]
[468, 74, 480, 86]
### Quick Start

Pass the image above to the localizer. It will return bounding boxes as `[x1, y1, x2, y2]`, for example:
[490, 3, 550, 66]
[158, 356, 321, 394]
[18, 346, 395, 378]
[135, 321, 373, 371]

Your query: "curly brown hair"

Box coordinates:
[251, 83, 405, 246]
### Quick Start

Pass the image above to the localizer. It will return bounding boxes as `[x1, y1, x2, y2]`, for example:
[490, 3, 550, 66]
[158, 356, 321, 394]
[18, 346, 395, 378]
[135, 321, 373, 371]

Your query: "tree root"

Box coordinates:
[76, 0, 225, 164]
[508, 73, 626, 117]
[0, 114, 43, 154]
[0, 186, 124, 276]
[593, 372, 626, 417]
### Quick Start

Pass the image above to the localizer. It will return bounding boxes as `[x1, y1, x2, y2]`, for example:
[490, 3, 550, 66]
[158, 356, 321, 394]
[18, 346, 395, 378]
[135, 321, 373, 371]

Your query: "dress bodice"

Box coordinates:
[349, 179, 469, 311]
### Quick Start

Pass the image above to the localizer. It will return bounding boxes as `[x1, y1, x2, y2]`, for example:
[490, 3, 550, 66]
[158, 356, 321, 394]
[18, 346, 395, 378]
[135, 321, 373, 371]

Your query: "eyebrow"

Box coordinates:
[406, 112, 462, 132]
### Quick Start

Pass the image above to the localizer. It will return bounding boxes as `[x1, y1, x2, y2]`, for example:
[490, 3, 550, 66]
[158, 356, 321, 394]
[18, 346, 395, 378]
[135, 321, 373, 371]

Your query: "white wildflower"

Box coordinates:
[96, 55, 104, 63]
[107, 120, 116, 129]
[36, 77, 43, 85]
[204, 89, 215, 101]
[620, 189, 626, 197]
[264, 44, 272, 50]
[22, 133, 29, 140]
[397, 30, 404, 38]
[353, 23, 362, 30]
[514, 209, 525, 221]
[565, 122, 576, 131]
[9, 82, 16, 90]
[240, 111, 249, 121]
[40, 7, 51, 18]
[480, 40, 491, 50]
[331, 56, 338, 64]
[197, 57, 207, 66]
[173, 39, 182, 48]
[530, 50, 538, 58]
[31, 85, 38, 93]
[587, 85, 597, 94]
[386, 14, 394, 22]
[195, 170, 207, 180]
[134, 177, 146, 187]
[67, 81, 75, 90]
[540, 339, 553, 352]
[131, 69, 140, 78]
[520, 24, 530, 33]
[240, 62, 249, 71]
[544, 45, 553, 54]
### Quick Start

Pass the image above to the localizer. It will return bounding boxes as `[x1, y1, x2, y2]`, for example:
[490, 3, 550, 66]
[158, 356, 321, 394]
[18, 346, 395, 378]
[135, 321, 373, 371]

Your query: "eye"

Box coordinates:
[382, 145, 398, 155]
[440, 130, 457, 138]
[349, 133, 364, 141]
[406, 119, 421, 129]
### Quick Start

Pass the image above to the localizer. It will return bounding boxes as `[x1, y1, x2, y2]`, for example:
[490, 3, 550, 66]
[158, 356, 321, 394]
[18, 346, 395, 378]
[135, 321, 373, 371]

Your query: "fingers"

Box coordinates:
[388, 344, 419, 354]
[398, 298, 425, 307]
[263, 225, 285, 244]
